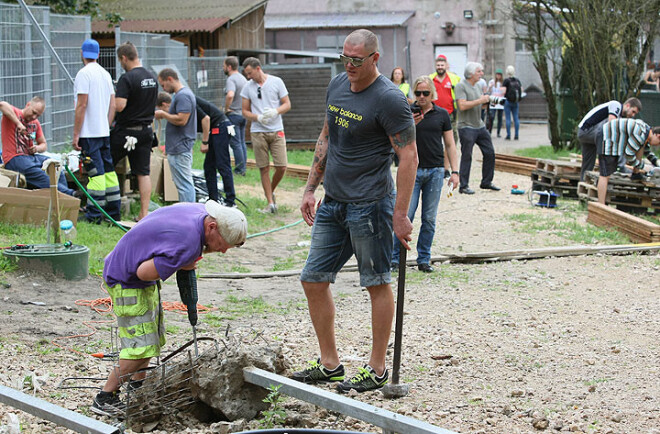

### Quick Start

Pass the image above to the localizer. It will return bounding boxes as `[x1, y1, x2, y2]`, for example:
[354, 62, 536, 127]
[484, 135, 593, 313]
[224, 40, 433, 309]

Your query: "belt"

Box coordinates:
[124, 125, 152, 131]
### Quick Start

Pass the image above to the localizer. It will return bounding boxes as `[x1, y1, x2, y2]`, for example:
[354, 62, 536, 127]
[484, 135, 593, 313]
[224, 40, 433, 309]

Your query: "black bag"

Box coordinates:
[505, 78, 521, 103]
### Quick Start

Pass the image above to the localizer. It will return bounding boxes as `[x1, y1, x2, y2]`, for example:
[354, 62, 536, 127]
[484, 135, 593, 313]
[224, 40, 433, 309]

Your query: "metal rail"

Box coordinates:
[243, 367, 457, 434]
[0, 385, 119, 434]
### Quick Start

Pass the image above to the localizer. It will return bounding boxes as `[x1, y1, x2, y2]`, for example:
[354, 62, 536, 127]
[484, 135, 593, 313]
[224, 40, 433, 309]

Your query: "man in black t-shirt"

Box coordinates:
[110, 42, 158, 221]
[195, 96, 236, 207]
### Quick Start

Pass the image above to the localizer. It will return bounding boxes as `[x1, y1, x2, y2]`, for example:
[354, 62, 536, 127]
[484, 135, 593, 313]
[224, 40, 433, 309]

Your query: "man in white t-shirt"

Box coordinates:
[240, 57, 291, 213]
[73, 39, 119, 222]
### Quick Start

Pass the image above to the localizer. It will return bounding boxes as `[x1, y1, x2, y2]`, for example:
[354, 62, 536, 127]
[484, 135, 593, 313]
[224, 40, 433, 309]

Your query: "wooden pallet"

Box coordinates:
[581, 171, 660, 211]
[531, 169, 579, 197]
[577, 182, 598, 202]
[587, 202, 660, 243]
[536, 159, 582, 177]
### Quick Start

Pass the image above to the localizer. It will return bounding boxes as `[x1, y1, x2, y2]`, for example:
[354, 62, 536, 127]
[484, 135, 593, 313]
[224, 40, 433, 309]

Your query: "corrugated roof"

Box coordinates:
[92, 18, 229, 34]
[265, 11, 415, 30]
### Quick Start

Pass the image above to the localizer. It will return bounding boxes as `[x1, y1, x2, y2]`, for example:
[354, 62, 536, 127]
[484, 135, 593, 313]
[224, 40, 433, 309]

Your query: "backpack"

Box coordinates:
[505, 78, 521, 103]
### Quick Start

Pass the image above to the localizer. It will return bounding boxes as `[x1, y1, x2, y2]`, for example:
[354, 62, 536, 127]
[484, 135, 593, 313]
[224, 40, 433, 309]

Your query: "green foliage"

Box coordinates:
[258, 385, 286, 429]
[31, 0, 123, 26]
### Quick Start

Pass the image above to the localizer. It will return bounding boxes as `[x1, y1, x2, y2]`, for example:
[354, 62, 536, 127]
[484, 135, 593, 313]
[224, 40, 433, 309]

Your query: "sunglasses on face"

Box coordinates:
[339, 51, 376, 68]
[414, 90, 431, 97]
[257, 86, 262, 99]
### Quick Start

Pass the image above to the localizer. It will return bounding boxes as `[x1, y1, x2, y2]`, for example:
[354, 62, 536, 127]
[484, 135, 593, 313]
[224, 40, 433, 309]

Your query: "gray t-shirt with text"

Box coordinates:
[166, 86, 197, 155]
[324, 73, 413, 202]
[454, 80, 485, 129]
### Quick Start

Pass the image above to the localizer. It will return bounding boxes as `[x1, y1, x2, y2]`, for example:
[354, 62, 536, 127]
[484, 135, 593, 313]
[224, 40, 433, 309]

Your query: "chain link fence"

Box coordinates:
[0, 2, 228, 156]
[0, 2, 90, 153]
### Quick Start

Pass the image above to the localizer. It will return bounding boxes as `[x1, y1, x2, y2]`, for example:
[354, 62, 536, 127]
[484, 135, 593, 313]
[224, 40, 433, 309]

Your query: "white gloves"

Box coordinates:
[227, 124, 236, 137]
[124, 136, 138, 152]
[258, 108, 278, 125]
[263, 108, 278, 119]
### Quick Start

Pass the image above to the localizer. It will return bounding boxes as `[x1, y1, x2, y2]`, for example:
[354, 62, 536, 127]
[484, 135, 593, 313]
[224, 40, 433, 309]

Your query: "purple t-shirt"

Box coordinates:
[103, 203, 207, 288]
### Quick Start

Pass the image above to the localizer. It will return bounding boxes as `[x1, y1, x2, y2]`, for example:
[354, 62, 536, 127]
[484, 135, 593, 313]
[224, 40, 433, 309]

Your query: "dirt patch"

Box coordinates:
[2, 149, 660, 433]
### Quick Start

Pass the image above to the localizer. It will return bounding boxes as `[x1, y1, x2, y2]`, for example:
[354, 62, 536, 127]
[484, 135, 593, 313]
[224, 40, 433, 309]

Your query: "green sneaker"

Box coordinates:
[290, 358, 345, 384]
[336, 365, 389, 393]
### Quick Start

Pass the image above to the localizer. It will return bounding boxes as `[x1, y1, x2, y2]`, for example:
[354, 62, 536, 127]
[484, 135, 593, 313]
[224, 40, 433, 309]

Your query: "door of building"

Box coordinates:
[434, 45, 468, 78]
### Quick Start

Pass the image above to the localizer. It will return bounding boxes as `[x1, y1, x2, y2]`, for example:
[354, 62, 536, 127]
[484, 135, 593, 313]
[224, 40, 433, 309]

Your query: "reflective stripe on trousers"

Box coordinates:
[105, 282, 166, 360]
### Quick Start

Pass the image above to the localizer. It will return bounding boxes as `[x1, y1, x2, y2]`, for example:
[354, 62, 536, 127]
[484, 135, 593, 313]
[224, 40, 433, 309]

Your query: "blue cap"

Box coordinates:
[81, 39, 99, 60]
[60, 219, 73, 230]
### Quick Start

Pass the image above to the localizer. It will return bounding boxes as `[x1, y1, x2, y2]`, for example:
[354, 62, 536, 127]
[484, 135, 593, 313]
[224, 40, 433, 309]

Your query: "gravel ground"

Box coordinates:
[2, 125, 659, 433]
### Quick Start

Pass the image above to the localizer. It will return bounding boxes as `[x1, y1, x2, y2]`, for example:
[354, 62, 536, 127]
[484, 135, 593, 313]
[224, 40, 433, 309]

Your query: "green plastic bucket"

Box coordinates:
[2, 244, 89, 281]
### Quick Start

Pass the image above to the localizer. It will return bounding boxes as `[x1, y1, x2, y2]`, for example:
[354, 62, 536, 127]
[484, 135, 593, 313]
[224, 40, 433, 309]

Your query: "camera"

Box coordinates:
[411, 104, 422, 116]
[489, 96, 506, 106]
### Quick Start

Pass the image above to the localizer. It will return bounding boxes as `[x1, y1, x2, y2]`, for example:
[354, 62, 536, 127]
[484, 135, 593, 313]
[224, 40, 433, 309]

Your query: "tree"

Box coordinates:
[511, 0, 659, 150]
[19, 0, 123, 27]
[511, 1, 563, 150]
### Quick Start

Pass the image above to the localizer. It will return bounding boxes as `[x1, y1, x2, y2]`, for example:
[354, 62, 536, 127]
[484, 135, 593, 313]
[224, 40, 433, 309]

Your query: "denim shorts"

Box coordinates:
[300, 193, 395, 287]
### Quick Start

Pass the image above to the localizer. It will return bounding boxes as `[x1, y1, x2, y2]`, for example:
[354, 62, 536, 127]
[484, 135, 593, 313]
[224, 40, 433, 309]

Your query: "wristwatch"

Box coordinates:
[202, 140, 209, 145]
[451, 171, 459, 175]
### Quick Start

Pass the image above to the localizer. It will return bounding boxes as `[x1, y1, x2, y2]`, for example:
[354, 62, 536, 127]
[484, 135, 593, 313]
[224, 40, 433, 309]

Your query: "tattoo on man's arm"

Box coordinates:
[391, 125, 416, 149]
[306, 136, 328, 192]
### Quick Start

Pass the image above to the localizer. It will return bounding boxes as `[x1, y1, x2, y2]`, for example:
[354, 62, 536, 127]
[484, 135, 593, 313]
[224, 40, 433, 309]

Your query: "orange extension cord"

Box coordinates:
[50, 278, 215, 357]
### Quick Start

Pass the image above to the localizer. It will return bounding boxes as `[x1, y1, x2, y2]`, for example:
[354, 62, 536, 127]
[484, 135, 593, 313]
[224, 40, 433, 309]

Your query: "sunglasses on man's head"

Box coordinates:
[339, 51, 376, 68]
[257, 86, 262, 99]
[414, 90, 431, 97]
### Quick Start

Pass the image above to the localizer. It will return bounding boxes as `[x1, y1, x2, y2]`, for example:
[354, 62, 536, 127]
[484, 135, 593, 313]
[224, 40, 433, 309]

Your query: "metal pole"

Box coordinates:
[391, 243, 406, 384]
[382, 242, 410, 400]
[0, 385, 119, 434]
[16, 0, 74, 86]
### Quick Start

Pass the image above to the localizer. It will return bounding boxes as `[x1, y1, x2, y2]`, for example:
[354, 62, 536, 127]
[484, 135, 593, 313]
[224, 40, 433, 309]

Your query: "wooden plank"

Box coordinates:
[494, 159, 535, 176]
[587, 202, 660, 243]
[494, 153, 538, 164]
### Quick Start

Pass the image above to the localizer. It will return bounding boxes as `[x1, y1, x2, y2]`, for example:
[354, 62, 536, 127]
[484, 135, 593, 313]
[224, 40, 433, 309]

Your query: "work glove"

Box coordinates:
[124, 136, 137, 152]
[227, 124, 236, 137]
[257, 114, 274, 125]
[263, 108, 278, 119]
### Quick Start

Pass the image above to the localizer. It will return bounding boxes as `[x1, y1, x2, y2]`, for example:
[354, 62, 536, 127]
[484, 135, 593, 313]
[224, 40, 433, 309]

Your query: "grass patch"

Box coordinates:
[204, 295, 297, 327]
[0, 221, 124, 276]
[507, 212, 629, 244]
[515, 145, 573, 160]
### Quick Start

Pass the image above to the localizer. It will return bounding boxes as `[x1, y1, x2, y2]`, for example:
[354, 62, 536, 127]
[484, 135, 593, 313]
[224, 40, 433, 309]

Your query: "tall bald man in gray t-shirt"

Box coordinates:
[293, 29, 418, 394]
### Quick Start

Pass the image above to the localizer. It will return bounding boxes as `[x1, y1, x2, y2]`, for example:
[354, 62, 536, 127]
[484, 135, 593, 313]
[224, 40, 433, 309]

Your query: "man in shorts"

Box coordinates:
[91, 200, 247, 417]
[240, 57, 291, 213]
[293, 29, 418, 393]
[577, 98, 641, 181]
[110, 42, 158, 221]
[597, 119, 660, 204]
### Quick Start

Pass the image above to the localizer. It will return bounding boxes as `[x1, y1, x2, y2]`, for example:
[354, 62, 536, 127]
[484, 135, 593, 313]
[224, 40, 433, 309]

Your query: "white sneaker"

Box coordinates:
[258, 203, 277, 214]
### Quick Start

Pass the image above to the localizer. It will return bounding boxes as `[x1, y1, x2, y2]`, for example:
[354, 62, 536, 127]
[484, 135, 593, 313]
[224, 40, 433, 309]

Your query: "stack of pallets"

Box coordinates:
[578, 172, 660, 212]
[531, 159, 582, 197]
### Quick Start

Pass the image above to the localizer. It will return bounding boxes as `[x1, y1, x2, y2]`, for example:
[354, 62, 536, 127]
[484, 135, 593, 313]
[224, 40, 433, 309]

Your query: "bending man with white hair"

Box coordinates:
[91, 200, 247, 416]
[454, 62, 499, 194]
